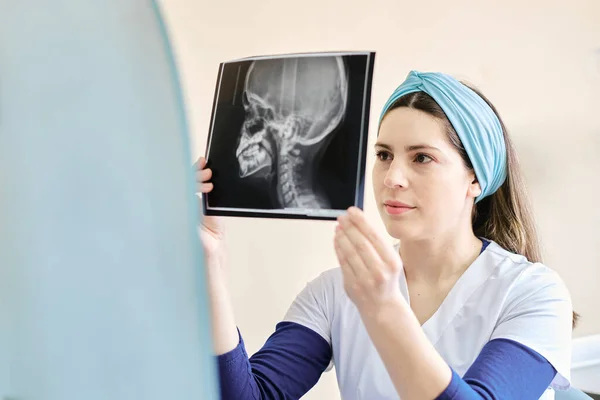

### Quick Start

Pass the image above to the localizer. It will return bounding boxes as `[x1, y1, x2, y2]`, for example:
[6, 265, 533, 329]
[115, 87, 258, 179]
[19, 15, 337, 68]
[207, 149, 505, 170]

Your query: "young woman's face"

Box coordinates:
[372, 107, 481, 241]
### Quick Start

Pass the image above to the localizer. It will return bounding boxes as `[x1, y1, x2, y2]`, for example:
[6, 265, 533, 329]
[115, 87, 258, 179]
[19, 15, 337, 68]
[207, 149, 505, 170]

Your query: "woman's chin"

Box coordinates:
[384, 220, 415, 241]
[376, 207, 420, 240]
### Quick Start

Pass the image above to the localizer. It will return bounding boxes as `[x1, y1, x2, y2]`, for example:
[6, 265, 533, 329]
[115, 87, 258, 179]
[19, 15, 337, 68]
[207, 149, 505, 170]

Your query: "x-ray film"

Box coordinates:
[202, 51, 375, 220]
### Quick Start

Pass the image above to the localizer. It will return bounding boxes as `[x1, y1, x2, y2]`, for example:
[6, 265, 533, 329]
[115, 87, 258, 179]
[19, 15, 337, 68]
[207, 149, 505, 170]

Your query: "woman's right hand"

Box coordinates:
[195, 156, 225, 265]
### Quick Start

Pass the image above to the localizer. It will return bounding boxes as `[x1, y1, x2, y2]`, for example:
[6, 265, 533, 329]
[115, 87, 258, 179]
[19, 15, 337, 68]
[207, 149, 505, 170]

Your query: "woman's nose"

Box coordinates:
[383, 161, 408, 188]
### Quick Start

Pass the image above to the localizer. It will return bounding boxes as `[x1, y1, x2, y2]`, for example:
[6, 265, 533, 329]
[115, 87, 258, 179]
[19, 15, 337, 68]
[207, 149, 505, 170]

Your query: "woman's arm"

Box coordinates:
[333, 207, 454, 398]
[218, 321, 332, 400]
[438, 338, 557, 399]
[362, 298, 557, 399]
[214, 267, 336, 400]
[206, 251, 242, 355]
[359, 297, 453, 399]
[333, 207, 569, 400]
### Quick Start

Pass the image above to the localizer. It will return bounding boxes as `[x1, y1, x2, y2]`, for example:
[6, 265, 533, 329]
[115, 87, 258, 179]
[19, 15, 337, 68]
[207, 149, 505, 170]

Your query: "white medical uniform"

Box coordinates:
[282, 240, 573, 400]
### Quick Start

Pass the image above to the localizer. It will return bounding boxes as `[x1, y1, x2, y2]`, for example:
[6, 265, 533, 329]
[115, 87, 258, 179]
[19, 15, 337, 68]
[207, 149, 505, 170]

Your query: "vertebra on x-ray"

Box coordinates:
[203, 51, 374, 220]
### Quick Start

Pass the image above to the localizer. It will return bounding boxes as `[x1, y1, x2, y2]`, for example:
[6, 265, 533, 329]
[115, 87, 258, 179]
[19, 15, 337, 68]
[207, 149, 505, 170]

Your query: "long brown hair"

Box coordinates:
[384, 85, 579, 329]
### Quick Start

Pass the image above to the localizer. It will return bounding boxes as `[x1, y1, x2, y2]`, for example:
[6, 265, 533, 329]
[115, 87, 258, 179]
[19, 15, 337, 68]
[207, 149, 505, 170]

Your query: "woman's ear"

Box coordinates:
[468, 174, 482, 199]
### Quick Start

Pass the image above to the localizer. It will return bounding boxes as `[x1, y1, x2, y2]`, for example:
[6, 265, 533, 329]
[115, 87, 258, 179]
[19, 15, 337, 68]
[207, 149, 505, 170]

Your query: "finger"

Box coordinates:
[334, 229, 363, 294]
[346, 207, 400, 270]
[196, 182, 213, 193]
[334, 225, 354, 274]
[337, 216, 386, 284]
[194, 156, 207, 170]
[336, 229, 383, 292]
[335, 226, 372, 284]
[196, 167, 212, 183]
[334, 233, 355, 279]
[337, 213, 382, 267]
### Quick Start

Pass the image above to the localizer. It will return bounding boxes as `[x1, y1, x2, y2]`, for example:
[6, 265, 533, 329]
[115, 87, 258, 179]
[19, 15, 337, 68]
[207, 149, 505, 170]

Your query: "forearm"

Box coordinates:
[360, 298, 452, 400]
[206, 251, 240, 355]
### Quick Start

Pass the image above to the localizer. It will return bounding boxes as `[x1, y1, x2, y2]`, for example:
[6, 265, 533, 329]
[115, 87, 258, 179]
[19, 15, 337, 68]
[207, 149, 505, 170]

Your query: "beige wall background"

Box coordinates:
[160, 0, 599, 398]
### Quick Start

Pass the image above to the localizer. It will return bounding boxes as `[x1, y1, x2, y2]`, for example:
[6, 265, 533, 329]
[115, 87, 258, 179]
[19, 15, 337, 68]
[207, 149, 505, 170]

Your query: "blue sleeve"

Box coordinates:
[217, 321, 332, 400]
[436, 338, 558, 399]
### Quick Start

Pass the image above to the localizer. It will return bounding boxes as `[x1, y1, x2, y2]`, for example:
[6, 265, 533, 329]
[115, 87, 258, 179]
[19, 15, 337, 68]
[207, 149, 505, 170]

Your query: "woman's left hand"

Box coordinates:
[334, 207, 405, 317]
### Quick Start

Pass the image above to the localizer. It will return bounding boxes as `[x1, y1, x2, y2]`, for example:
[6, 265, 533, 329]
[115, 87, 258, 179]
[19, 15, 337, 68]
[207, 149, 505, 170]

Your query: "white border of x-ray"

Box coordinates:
[203, 51, 374, 219]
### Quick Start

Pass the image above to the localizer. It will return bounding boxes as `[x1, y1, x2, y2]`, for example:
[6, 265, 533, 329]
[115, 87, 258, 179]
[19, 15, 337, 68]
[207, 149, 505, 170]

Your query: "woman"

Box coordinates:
[196, 71, 575, 399]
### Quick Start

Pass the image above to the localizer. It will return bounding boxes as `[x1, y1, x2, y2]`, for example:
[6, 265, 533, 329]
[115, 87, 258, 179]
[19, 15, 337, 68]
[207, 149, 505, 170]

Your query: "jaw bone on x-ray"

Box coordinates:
[204, 51, 375, 220]
[235, 56, 348, 210]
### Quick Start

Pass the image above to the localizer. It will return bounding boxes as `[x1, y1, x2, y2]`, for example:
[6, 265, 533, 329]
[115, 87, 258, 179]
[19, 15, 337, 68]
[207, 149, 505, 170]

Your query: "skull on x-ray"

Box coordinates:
[235, 56, 348, 210]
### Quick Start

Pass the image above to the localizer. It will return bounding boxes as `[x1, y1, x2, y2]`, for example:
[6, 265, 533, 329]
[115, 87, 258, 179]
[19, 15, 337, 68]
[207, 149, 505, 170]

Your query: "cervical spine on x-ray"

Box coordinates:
[235, 56, 349, 209]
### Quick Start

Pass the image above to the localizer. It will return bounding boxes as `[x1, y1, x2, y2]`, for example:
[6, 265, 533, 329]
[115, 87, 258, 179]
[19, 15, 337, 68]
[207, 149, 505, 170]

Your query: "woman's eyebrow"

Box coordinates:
[374, 142, 441, 152]
[374, 142, 392, 150]
[405, 144, 441, 152]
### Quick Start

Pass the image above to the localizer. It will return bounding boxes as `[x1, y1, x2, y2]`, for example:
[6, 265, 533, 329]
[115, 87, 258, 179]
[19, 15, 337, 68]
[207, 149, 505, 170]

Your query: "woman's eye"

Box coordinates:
[415, 153, 433, 164]
[375, 151, 391, 161]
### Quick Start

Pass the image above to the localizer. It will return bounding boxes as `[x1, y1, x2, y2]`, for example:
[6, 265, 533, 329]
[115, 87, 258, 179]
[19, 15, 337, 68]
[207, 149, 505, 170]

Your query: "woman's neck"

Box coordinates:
[399, 229, 483, 285]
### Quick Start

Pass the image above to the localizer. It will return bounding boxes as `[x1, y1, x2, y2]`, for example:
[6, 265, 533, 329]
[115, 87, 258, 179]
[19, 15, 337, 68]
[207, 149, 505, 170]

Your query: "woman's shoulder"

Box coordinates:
[483, 240, 572, 308]
[484, 241, 574, 390]
[303, 266, 345, 295]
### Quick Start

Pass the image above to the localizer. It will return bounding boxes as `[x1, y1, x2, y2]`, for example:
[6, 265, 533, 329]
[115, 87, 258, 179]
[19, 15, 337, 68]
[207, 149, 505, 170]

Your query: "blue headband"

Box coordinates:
[379, 70, 507, 203]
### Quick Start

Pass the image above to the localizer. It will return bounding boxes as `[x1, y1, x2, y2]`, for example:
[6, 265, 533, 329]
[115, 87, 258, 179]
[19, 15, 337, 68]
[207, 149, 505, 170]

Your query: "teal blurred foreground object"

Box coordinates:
[0, 1, 218, 399]
[556, 388, 594, 400]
